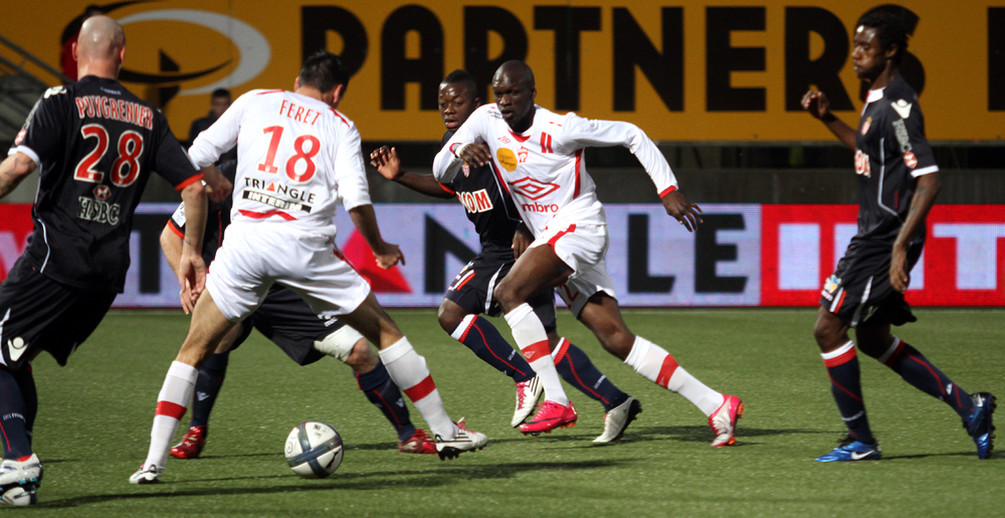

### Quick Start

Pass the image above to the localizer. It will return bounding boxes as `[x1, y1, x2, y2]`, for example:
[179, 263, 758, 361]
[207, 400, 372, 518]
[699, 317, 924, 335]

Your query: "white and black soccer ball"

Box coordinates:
[284, 421, 344, 478]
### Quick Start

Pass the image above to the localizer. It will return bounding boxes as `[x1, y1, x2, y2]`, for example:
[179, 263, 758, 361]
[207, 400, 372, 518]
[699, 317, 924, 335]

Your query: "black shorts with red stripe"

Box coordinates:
[0, 258, 116, 370]
[230, 284, 344, 366]
[819, 237, 923, 328]
[444, 246, 557, 333]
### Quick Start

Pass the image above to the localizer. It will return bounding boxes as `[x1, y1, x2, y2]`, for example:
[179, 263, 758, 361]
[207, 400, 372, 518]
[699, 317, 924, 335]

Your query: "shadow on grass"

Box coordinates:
[624, 424, 835, 446]
[37, 458, 633, 508]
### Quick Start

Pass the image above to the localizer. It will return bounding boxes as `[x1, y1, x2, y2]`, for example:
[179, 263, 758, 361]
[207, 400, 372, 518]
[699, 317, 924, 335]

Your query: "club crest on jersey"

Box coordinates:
[861, 117, 872, 135]
[461, 163, 470, 177]
[496, 148, 518, 171]
[93, 185, 110, 200]
[517, 146, 528, 163]
[904, 151, 918, 168]
[854, 150, 871, 177]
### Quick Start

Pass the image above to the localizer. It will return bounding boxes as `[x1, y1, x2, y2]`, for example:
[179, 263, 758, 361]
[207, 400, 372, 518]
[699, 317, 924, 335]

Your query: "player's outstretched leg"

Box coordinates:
[874, 337, 996, 459]
[171, 351, 229, 460]
[378, 337, 487, 459]
[131, 361, 198, 484]
[355, 361, 436, 454]
[0, 367, 41, 506]
[504, 304, 576, 435]
[448, 314, 541, 427]
[623, 336, 742, 446]
[551, 338, 641, 443]
[814, 341, 879, 461]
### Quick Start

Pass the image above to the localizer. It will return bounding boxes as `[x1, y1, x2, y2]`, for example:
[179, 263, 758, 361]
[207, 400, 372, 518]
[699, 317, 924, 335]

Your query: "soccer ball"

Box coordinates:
[284, 421, 344, 478]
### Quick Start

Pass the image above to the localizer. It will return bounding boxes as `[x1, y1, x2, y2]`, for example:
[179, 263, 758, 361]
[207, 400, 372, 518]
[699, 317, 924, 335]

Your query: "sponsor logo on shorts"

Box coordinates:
[821, 275, 840, 301]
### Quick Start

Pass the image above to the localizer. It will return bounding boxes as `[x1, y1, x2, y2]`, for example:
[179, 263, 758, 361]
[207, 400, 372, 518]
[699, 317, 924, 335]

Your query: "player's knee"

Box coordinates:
[436, 303, 464, 333]
[314, 325, 366, 362]
[812, 319, 841, 350]
[493, 281, 521, 312]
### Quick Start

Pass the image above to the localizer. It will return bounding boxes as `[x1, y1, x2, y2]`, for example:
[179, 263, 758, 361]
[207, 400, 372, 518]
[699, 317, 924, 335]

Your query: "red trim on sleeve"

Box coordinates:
[256, 89, 284, 95]
[330, 108, 350, 127]
[438, 182, 456, 195]
[450, 142, 462, 156]
[174, 173, 204, 191]
[166, 220, 184, 238]
[573, 149, 582, 198]
[659, 185, 678, 198]
[403, 376, 437, 402]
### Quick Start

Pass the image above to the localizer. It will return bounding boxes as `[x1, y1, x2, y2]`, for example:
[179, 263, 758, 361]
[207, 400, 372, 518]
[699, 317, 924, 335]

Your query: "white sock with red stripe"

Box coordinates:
[379, 337, 456, 440]
[143, 361, 197, 468]
[624, 336, 723, 416]
[504, 303, 569, 406]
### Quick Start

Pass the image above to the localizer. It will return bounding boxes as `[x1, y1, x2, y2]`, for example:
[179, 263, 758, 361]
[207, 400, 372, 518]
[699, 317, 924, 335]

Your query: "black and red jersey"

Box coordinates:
[9, 76, 201, 292]
[437, 130, 522, 253]
[167, 161, 236, 266]
[852, 75, 938, 249]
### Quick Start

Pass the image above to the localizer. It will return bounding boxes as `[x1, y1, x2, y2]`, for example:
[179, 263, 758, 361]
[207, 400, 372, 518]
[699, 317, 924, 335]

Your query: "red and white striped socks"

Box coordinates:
[624, 336, 723, 416]
[143, 361, 197, 468]
[504, 303, 569, 406]
[379, 337, 455, 440]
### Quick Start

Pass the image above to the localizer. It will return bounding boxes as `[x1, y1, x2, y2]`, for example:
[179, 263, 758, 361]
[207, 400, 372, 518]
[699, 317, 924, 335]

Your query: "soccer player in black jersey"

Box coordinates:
[802, 7, 995, 462]
[162, 161, 435, 458]
[0, 16, 227, 505]
[370, 70, 642, 443]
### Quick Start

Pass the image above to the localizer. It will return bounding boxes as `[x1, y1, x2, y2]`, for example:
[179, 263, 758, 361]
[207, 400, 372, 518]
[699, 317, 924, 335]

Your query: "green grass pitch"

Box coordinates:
[23, 308, 1005, 516]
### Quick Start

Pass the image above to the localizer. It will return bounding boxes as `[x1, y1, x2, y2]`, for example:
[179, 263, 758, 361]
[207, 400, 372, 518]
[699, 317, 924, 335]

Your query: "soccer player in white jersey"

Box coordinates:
[130, 52, 486, 484]
[433, 60, 744, 445]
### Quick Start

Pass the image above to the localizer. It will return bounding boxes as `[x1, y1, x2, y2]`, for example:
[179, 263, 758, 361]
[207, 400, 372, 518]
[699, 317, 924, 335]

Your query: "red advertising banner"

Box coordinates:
[761, 204, 1005, 307]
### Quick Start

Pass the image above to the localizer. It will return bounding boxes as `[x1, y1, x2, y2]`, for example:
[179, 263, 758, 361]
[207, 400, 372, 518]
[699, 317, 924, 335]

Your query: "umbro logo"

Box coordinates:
[510, 177, 560, 201]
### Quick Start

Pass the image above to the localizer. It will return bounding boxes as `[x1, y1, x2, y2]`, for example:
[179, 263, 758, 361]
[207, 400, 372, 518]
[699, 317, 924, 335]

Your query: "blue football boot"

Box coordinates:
[816, 436, 881, 462]
[963, 392, 996, 459]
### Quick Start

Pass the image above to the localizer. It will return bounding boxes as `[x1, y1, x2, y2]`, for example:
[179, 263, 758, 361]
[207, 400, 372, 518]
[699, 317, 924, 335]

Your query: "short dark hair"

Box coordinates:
[442, 69, 478, 96]
[211, 88, 231, 100]
[857, 5, 910, 64]
[299, 51, 349, 93]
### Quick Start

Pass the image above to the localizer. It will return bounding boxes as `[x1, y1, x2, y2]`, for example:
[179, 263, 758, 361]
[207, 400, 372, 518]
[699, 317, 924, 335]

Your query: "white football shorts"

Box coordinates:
[530, 220, 615, 316]
[206, 222, 371, 322]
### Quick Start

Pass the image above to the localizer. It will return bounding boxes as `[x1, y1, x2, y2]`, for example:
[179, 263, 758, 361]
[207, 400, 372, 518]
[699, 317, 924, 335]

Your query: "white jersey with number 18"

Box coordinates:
[189, 89, 370, 236]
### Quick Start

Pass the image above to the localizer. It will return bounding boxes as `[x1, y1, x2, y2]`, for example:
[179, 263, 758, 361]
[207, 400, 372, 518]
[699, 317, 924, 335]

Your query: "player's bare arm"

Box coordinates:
[178, 181, 209, 313]
[200, 164, 233, 203]
[0, 152, 37, 199]
[370, 145, 452, 199]
[456, 142, 492, 167]
[661, 190, 703, 232]
[348, 204, 405, 269]
[891, 172, 941, 293]
[511, 223, 534, 259]
[160, 224, 184, 276]
[801, 89, 857, 150]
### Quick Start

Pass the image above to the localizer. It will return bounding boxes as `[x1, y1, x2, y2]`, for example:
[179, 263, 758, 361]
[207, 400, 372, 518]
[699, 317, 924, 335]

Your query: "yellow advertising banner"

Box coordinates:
[2, 1, 1003, 142]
